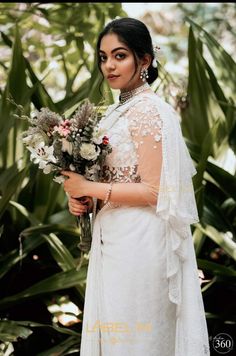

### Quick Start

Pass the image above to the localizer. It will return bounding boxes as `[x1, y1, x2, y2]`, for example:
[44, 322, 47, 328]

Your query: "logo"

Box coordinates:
[212, 333, 234, 354]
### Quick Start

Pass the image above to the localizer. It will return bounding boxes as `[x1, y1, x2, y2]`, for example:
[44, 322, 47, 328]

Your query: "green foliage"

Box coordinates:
[179, 18, 236, 335]
[0, 3, 235, 354]
[0, 3, 126, 354]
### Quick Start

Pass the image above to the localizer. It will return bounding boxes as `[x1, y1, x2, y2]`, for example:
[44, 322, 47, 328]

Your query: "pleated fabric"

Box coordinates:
[80, 90, 210, 355]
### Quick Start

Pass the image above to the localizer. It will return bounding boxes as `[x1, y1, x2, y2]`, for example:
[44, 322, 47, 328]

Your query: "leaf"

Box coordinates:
[193, 227, 206, 256]
[1, 30, 57, 112]
[9, 200, 40, 225]
[7, 25, 28, 105]
[181, 27, 210, 144]
[196, 223, 236, 261]
[0, 222, 82, 279]
[186, 140, 236, 201]
[0, 235, 45, 279]
[0, 320, 32, 342]
[12, 320, 80, 337]
[20, 224, 81, 239]
[42, 233, 76, 271]
[0, 267, 87, 309]
[36, 336, 79, 356]
[186, 17, 236, 100]
[197, 258, 236, 277]
[0, 225, 3, 239]
[0, 166, 28, 220]
[206, 161, 236, 201]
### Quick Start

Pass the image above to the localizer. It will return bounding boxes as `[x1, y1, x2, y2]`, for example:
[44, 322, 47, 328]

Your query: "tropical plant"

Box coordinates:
[154, 17, 236, 346]
[0, 3, 236, 354]
[0, 3, 126, 355]
[179, 18, 236, 346]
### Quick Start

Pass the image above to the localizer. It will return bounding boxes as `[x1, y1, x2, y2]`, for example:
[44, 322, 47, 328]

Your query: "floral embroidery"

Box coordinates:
[98, 95, 162, 183]
[101, 164, 141, 183]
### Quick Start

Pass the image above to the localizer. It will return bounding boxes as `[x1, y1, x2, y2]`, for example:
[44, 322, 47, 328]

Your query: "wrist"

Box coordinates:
[104, 182, 113, 205]
[84, 180, 110, 201]
[84, 180, 93, 196]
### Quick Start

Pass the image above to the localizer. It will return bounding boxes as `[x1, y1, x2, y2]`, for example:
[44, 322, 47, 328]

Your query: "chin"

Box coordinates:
[108, 83, 123, 90]
[106, 78, 129, 91]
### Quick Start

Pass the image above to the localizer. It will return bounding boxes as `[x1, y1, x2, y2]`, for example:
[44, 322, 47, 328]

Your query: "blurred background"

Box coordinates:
[0, 3, 236, 355]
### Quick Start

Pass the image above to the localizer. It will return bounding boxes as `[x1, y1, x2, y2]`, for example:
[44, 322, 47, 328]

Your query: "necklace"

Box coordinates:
[118, 82, 150, 105]
[101, 82, 150, 131]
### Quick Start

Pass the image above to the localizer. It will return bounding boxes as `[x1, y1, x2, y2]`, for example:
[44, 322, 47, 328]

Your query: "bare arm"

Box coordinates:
[85, 181, 158, 206]
[63, 100, 162, 208]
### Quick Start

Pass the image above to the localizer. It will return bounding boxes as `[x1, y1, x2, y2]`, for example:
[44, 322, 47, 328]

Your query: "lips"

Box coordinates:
[107, 74, 120, 79]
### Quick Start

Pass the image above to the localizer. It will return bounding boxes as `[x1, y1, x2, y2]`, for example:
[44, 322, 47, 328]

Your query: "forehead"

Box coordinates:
[99, 33, 130, 53]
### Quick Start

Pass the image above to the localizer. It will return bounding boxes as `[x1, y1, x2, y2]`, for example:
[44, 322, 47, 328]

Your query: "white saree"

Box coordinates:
[80, 88, 210, 355]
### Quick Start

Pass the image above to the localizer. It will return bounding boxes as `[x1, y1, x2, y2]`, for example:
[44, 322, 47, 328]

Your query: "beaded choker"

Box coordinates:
[119, 82, 150, 105]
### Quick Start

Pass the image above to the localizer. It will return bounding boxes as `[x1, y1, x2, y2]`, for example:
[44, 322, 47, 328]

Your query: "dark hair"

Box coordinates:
[96, 17, 158, 85]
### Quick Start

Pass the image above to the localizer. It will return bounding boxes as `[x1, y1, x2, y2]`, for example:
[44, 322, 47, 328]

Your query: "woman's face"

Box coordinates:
[99, 33, 144, 92]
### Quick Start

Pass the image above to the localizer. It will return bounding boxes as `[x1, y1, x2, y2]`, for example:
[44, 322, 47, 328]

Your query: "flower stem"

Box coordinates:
[77, 212, 92, 253]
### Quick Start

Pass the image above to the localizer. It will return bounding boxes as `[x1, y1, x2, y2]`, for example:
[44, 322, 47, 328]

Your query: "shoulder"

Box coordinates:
[145, 92, 179, 117]
[144, 92, 182, 132]
[104, 103, 117, 116]
[126, 92, 179, 129]
[126, 92, 160, 119]
[127, 91, 177, 117]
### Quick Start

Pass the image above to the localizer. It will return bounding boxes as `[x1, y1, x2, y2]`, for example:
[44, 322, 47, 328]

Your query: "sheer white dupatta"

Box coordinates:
[155, 96, 210, 355]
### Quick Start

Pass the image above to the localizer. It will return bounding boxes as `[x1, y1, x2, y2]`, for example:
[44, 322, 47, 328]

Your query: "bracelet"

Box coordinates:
[104, 182, 113, 205]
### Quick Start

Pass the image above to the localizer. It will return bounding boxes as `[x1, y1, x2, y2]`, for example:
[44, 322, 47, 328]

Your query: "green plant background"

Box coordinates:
[0, 3, 235, 355]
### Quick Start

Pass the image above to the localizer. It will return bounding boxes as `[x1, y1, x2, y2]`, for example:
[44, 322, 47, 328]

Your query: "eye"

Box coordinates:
[99, 54, 107, 62]
[115, 53, 126, 59]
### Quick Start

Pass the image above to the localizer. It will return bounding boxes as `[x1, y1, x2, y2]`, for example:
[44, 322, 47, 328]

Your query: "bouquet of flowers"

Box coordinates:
[20, 99, 111, 253]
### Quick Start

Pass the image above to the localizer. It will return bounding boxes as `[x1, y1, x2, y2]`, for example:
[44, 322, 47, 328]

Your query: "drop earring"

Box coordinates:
[140, 68, 149, 82]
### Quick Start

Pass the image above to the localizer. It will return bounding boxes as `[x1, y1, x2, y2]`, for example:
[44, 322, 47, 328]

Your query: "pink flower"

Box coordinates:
[60, 127, 71, 137]
[53, 125, 71, 137]
[63, 119, 71, 126]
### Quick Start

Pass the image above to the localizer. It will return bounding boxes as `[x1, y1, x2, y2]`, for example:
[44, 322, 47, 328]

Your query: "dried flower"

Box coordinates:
[21, 99, 112, 253]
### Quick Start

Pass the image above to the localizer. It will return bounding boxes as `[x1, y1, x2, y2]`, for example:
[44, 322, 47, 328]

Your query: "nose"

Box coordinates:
[104, 57, 116, 71]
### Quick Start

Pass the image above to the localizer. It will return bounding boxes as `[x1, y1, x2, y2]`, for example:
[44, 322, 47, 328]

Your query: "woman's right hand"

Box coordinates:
[68, 196, 93, 216]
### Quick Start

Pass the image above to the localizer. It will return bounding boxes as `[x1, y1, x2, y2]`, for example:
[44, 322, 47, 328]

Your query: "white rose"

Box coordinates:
[61, 138, 73, 155]
[92, 127, 106, 145]
[80, 143, 100, 161]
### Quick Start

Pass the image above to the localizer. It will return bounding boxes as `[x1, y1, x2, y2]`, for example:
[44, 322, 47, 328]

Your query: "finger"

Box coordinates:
[69, 197, 79, 204]
[69, 206, 86, 215]
[70, 206, 88, 214]
[71, 197, 89, 206]
[77, 196, 89, 204]
[69, 209, 84, 216]
[81, 197, 91, 204]
[69, 202, 88, 212]
[61, 170, 71, 177]
[69, 199, 87, 208]
[70, 197, 84, 203]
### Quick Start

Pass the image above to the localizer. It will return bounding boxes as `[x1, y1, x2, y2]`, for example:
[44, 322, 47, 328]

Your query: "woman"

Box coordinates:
[62, 17, 210, 356]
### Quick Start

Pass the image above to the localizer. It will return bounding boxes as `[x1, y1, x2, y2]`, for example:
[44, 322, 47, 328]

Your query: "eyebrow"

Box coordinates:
[99, 47, 129, 54]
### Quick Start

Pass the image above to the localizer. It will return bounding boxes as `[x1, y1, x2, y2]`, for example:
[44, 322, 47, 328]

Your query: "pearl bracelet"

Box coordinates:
[104, 182, 113, 205]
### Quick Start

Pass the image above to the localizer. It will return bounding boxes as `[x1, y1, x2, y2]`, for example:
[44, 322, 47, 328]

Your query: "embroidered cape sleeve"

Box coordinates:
[126, 99, 163, 206]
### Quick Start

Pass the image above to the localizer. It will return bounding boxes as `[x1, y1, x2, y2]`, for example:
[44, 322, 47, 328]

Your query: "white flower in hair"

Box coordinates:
[152, 44, 161, 68]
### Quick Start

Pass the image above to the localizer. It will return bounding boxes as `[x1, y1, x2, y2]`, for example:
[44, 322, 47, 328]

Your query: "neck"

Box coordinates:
[119, 82, 149, 105]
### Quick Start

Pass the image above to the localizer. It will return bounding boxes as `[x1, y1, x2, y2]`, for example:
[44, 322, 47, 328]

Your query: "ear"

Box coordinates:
[141, 53, 152, 68]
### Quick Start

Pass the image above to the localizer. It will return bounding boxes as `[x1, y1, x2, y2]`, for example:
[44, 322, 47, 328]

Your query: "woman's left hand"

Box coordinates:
[61, 171, 88, 198]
